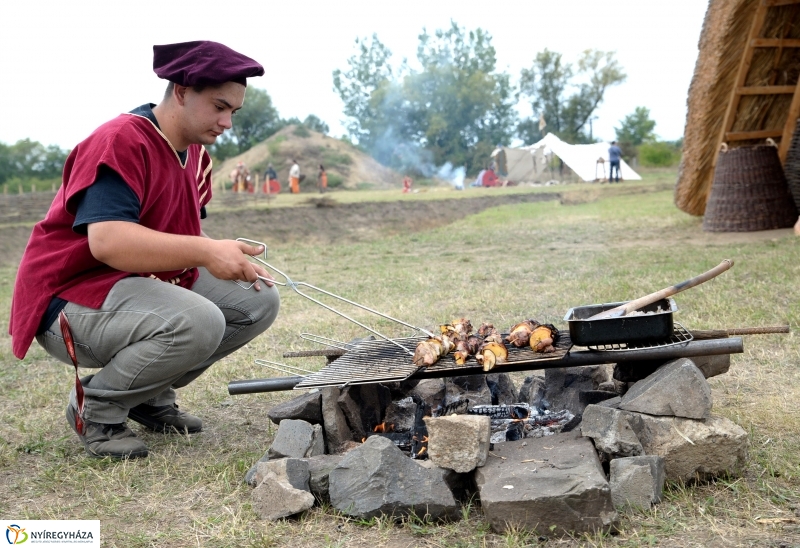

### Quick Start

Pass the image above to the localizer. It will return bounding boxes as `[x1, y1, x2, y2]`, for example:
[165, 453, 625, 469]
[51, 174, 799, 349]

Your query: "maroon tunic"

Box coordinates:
[9, 112, 213, 358]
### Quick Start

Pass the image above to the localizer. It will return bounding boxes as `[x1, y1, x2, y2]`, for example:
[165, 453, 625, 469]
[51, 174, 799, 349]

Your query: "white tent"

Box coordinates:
[493, 133, 641, 183]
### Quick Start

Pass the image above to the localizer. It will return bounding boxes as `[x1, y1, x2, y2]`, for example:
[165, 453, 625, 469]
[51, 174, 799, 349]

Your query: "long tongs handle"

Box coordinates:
[234, 238, 434, 354]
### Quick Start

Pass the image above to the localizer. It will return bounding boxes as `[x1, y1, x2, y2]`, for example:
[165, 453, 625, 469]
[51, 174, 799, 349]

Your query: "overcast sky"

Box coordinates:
[1, 0, 707, 150]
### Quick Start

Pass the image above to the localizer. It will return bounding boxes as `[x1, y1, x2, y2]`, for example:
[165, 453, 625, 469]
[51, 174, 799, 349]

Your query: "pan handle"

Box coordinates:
[589, 259, 734, 320]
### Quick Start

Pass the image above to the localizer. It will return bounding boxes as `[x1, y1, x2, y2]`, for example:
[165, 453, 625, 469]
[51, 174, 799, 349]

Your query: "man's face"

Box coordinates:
[179, 82, 246, 146]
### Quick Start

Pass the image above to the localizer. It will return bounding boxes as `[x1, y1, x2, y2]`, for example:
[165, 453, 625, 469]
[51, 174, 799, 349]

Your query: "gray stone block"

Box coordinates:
[424, 415, 490, 473]
[268, 419, 324, 459]
[304, 454, 344, 503]
[255, 458, 310, 491]
[545, 365, 612, 417]
[267, 390, 322, 425]
[610, 455, 666, 509]
[446, 376, 492, 407]
[619, 358, 712, 419]
[329, 436, 459, 520]
[693, 354, 731, 379]
[518, 375, 546, 407]
[384, 397, 417, 432]
[251, 472, 315, 521]
[338, 384, 391, 440]
[624, 412, 748, 482]
[408, 378, 446, 409]
[581, 404, 643, 459]
[486, 373, 517, 405]
[321, 387, 352, 453]
[474, 431, 617, 536]
[244, 452, 270, 487]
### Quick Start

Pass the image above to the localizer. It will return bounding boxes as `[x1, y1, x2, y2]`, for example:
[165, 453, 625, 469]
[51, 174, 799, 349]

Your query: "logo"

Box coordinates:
[5, 525, 28, 545]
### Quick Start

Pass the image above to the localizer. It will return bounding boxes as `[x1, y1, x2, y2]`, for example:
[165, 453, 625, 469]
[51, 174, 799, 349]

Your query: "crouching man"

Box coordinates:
[9, 41, 280, 459]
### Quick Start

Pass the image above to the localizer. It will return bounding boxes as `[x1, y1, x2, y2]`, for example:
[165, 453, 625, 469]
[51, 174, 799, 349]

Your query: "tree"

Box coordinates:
[615, 106, 656, 146]
[208, 87, 281, 162]
[332, 34, 395, 147]
[518, 49, 626, 144]
[303, 114, 329, 135]
[332, 22, 515, 173]
[405, 21, 516, 170]
[0, 139, 69, 184]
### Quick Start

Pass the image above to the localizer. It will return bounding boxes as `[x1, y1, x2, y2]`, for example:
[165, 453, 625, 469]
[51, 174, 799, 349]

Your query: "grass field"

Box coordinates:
[1, 169, 799, 547]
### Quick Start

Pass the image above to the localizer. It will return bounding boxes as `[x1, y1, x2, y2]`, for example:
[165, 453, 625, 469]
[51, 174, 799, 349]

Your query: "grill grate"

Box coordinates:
[587, 322, 693, 352]
[293, 335, 572, 389]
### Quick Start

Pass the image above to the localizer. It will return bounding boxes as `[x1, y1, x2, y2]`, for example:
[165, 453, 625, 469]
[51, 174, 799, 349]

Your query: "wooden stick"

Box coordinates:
[691, 326, 791, 340]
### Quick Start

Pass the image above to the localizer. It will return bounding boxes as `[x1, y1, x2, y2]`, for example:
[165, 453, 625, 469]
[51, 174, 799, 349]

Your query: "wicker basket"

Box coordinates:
[784, 119, 800, 211]
[703, 144, 799, 232]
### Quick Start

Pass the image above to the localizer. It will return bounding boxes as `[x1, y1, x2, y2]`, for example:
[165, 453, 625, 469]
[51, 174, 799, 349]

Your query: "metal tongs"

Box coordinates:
[234, 238, 435, 357]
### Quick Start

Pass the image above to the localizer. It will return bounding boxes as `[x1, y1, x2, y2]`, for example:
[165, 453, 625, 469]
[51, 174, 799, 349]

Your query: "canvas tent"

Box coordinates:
[492, 133, 641, 183]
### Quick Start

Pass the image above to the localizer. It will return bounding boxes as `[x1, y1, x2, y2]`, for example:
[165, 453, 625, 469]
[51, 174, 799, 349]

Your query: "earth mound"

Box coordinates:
[217, 126, 403, 192]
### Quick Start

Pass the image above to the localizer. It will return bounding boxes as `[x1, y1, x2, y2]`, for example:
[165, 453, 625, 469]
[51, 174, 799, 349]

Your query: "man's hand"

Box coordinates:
[203, 240, 274, 290]
[87, 222, 275, 289]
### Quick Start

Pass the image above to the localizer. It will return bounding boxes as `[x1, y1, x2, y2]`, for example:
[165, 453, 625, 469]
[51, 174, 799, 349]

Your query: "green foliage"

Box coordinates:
[293, 125, 311, 138]
[0, 139, 69, 185]
[3, 176, 61, 193]
[303, 114, 330, 135]
[208, 87, 281, 162]
[333, 33, 395, 146]
[322, 151, 353, 168]
[332, 21, 515, 173]
[639, 141, 681, 167]
[616, 106, 656, 146]
[326, 172, 344, 188]
[518, 49, 626, 144]
[267, 136, 287, 157]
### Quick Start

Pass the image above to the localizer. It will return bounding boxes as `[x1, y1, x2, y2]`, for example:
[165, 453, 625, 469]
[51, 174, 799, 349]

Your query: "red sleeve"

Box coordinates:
[63, 117, 148, 216]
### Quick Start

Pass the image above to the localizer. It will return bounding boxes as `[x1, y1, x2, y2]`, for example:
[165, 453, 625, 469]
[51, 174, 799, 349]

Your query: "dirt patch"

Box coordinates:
[0, 185, 795, 269]
[200, 192, 561, 245]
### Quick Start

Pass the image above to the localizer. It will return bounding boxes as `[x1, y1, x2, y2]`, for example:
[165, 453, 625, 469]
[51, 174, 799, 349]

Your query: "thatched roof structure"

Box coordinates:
[676, 0, 800, 216]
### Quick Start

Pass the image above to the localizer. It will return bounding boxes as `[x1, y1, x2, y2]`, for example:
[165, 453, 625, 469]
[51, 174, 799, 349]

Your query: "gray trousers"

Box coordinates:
[36, 268, 280, 424]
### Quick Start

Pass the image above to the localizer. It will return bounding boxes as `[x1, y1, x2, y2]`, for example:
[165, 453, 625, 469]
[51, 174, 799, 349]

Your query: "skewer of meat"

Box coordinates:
[504, 319, 541, 347]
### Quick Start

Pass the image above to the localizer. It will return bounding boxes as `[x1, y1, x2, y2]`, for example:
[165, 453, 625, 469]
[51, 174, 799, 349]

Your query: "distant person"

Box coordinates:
[289, 159, 300, 194]
[317, 164, 327, 194]
[263, 163, 278, 193]
[608, 141, 623, 183]
[402, 175, 412, 193]
[233, 161, 250, 192]
[483, 166, 499, 187]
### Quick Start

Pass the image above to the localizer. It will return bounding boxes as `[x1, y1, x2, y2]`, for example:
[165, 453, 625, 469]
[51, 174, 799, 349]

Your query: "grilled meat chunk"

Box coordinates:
[476, 341, 509, 372]
[504, 319, 541, 347]
[530, 324, 559, 353]
[413, 334, 456, 367]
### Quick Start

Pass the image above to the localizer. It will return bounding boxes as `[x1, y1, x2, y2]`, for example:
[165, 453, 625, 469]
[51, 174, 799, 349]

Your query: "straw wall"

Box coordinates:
[675, 0, 756, 216]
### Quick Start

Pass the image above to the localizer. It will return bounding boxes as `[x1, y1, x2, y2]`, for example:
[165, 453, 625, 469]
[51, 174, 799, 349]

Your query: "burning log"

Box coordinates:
[468, 403, 534, 420]
[468, 404, 574, 443]
[433, 397, 471, 417]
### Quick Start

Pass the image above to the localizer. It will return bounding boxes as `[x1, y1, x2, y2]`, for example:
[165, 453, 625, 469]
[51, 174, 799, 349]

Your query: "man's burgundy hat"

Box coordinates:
[153, 40, 264, 87]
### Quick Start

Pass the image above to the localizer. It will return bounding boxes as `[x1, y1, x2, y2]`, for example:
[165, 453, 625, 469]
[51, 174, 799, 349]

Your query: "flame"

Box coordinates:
[361, 437, 366, 443]
[417, 446, 427, 456]
[373, 422, 395, 433]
